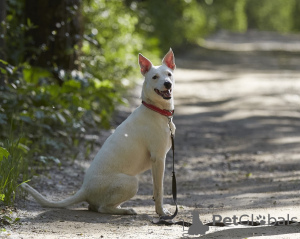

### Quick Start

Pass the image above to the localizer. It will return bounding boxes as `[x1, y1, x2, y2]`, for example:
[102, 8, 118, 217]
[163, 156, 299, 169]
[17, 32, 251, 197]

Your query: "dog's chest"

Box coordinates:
[151, 118, 175, 149]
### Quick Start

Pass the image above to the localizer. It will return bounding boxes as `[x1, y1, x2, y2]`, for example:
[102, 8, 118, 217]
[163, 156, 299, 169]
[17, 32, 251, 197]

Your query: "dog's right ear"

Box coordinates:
[139, 53, 152, 76]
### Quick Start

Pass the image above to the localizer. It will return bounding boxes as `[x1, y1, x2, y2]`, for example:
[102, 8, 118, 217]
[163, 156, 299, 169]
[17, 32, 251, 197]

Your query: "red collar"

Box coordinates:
[142, 101, 174, 117]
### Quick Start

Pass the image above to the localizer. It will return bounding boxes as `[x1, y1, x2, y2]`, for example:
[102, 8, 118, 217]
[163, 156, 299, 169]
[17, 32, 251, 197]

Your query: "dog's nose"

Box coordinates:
[164, 81, 172, 89]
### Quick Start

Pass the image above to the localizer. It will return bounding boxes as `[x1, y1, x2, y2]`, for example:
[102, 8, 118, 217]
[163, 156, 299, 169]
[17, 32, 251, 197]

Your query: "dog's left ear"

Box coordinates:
[162, 48, 176, 70]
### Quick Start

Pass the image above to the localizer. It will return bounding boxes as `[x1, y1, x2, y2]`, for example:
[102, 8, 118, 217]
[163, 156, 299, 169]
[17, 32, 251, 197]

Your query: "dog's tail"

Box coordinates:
[21, 183, 86, 208]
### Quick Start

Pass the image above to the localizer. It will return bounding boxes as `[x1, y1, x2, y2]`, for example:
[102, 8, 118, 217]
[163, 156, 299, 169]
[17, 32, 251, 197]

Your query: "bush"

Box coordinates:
[0, 0, 144, 167]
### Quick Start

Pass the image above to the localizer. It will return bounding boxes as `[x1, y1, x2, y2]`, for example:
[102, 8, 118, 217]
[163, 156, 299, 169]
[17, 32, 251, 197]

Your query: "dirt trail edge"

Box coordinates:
[2, 46, 300, 239]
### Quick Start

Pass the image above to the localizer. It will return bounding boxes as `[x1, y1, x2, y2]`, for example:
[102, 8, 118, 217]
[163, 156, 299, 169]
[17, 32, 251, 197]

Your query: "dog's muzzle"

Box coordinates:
[154, 89, 172, 100]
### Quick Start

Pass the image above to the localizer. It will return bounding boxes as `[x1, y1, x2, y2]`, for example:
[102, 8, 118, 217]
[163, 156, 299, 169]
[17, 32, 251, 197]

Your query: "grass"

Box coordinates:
[0, 136, 29, 206]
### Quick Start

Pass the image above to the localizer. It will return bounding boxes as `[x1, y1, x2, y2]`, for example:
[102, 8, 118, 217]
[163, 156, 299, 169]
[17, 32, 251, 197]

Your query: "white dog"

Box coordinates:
[22, 49, 176, 216]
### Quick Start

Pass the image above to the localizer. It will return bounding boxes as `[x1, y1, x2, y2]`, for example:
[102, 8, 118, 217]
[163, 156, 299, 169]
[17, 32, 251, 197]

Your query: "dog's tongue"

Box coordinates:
[162, 90, 171, 97]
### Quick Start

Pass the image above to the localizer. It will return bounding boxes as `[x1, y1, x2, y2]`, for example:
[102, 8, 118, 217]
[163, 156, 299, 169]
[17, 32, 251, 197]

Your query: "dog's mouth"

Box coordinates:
[154, 89, 172, 100]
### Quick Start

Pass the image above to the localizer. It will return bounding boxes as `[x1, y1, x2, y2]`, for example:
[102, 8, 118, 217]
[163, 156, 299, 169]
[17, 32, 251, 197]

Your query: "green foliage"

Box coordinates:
[181, 0, 207, 43]
[0, 62, 119, 163]
[0, 139, 29, 205]
[0, 0, 143, 171]
[246, 0, 297, 32]
[199, 0, 300, 34]
[0, 0, 146, 207]
[3, 0, 35, 65]
[131, 0, 207, 52]
[200, 0, 247, 33]
[82, 0, 142, 87]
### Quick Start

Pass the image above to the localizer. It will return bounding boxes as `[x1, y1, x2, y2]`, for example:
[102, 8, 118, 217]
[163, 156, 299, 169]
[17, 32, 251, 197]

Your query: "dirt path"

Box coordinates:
[2, 45, 300, 239]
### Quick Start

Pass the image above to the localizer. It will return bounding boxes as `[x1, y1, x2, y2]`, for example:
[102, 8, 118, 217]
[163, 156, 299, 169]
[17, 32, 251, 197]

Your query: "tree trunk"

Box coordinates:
[0, 0, 6, 59]
[25, 0, 82, 84]
[0, 0, 6, 84]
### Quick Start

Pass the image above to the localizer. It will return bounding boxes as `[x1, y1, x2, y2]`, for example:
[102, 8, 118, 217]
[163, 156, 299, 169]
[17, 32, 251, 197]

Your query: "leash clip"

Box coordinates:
[167, 116, 174, 137]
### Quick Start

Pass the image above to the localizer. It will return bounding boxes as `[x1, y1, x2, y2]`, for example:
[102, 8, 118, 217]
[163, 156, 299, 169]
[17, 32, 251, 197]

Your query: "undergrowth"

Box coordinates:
[0, 136, 29, 206]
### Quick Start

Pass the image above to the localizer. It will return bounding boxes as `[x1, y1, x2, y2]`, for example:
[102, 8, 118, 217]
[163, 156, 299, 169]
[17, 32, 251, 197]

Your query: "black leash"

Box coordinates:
[152, 117, 192, 227]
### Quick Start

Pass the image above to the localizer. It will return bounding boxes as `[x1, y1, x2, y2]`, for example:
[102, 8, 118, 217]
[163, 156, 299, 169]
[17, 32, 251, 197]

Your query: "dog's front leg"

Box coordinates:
[151, 157, 170, 216]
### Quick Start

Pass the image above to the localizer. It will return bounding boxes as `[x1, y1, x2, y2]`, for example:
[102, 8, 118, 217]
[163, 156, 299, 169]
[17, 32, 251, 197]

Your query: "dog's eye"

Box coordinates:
[152, 75, 158, 80]
[168, 73, 172, 77]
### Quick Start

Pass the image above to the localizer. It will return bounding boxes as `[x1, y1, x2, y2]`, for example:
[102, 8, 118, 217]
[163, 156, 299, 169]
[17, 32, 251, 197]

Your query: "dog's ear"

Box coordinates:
[139, 53, 152, 75]
[162, 48, 176, 70]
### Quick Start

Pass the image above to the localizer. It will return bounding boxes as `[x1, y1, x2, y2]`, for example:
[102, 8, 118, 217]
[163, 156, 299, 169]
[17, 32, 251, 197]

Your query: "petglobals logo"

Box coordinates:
[183, 211, 298, 236]
[187, 211, 209, 236]
[211, 214, 297, 226]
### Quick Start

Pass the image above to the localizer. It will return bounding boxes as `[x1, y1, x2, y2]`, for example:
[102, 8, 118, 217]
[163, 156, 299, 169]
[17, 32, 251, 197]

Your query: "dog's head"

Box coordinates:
[139, 49, 176, 107]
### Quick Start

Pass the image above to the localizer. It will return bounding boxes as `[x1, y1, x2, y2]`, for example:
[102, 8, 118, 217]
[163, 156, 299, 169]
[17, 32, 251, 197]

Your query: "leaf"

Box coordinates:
[63, 109, 72, 117]
[0, 59, 8, 65]
[0, 113, 8, 125]
[17, 179, 31, 188]
[5, 65, 14, 75]
[0, 194, 5, 201]
[0, 68, 6, 74]
[19, 116, 33, 124]
[27, 18, 34, 28]
[23, 66, 52, 84]
[39, 124, 52, 131]
[63, 79, 81, 89]
[92, 114, 101, 123]
[93, 79, 113, 89]
[35, 110, 45, 119]
[38, 156, 47, 164]
[3, 216, 12, 222]
[49, 156, 61, 165]
[56, 112, 66, 124]
[0, 147, 10, 161]
[57, 130, 68, 137]
[18, 143, 30, 153]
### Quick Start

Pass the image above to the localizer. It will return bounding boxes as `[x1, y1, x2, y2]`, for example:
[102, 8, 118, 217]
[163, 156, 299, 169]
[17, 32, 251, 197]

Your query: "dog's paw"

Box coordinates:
[157, 207, 171, 216]
[125, 208, 137, 215]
